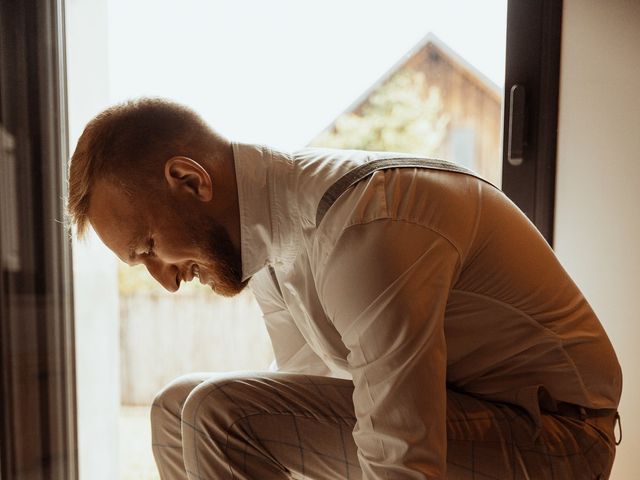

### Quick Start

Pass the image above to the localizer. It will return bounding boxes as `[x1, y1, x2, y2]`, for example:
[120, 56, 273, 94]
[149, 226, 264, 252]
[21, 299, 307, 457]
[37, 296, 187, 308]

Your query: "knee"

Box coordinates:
[150, 373, 212, 433]
[181, 373, 261, 438]
[181, 374, 288, 478]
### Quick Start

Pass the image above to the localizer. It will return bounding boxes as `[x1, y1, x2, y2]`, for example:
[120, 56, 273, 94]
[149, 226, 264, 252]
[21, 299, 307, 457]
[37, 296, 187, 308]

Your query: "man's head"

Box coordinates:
[68, 98, 247, 296]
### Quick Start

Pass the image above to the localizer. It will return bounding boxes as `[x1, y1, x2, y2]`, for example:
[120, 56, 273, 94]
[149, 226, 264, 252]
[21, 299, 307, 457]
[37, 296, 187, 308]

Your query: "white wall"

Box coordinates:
[65, 0, 121, 479]
[555, 0, 640, 477]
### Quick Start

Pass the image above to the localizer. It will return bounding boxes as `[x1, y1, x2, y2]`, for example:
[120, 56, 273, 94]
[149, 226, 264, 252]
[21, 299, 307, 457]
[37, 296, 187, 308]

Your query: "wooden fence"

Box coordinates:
[119, 292, 273, 405]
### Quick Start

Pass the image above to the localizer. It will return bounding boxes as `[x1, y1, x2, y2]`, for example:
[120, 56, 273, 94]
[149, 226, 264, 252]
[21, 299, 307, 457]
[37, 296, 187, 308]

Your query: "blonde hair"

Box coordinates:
[67, 98, 227, 237]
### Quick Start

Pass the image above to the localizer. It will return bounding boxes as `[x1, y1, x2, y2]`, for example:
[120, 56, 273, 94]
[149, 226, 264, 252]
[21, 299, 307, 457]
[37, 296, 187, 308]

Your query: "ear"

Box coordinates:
[164, 156, 213, 202]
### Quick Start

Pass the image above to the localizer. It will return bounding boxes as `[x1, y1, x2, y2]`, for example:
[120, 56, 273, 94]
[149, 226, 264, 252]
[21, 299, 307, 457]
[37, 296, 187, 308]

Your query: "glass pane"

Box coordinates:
[67, 1, 507, 478]
[2, 1, 77, 479]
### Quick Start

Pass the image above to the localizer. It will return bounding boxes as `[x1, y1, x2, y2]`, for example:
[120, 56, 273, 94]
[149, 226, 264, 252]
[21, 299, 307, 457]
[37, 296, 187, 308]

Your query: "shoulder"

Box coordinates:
[313, 167, 485, 256]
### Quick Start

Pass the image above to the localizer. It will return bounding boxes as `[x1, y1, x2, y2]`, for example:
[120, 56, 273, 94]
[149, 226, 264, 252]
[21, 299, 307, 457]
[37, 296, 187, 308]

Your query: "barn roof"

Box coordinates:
[310, 32, 502, 143]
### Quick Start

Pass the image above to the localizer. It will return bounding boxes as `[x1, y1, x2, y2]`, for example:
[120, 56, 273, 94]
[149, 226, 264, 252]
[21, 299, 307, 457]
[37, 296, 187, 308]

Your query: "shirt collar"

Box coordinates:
[233, 142, 302, 281]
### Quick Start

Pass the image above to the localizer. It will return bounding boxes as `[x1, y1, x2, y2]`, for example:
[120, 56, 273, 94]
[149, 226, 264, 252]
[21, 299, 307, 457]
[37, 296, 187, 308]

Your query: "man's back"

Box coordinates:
[247, 144, 621, 417]
[240, 144, 621, 476]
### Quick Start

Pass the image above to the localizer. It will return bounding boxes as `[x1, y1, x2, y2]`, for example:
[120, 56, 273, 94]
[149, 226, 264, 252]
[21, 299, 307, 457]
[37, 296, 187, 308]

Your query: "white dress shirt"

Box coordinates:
[233, 142, 622, 479]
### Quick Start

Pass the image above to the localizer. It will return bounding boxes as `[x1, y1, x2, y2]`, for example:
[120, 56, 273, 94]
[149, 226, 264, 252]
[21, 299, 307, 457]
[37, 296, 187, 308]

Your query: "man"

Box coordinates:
[68, 98, 621, 479]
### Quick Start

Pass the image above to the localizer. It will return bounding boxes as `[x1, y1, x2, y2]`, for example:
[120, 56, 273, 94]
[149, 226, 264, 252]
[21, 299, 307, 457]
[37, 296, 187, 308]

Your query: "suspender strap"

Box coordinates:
[315, 157, 495, 227]
[270, 157, 492, 296]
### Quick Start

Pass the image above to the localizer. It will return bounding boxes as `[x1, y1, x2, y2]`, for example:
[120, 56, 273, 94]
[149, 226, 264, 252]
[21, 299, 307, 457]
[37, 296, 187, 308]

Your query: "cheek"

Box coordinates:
[153, 211, 201, 262]
[161, 232, 211, 264]
[155, 237, 198, 264]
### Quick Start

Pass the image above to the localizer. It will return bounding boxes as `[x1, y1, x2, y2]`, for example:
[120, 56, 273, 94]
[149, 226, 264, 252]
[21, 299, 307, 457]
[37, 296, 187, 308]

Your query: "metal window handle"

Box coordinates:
[508, 84, 526, 166]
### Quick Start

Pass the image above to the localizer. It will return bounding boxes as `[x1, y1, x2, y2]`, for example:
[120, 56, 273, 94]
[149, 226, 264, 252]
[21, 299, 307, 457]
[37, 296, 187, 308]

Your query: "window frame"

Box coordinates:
[501, 0, 563, 245]
[0, 1, 77, 479]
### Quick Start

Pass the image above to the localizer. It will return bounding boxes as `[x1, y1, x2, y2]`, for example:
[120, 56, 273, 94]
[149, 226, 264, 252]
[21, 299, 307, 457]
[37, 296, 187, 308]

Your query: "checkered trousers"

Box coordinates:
[150, 372, 616, 479]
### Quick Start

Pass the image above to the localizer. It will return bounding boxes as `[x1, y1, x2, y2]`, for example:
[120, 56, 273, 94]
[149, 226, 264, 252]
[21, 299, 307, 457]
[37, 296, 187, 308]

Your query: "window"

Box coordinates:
[0, 1, 563, 479]
[75, 4, 510, 475]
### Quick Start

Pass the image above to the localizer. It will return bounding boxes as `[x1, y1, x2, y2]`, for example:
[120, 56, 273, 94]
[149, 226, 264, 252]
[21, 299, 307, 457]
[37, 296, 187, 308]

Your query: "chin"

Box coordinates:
[211, 282, 246, 298]
[202, 271, 247, 298]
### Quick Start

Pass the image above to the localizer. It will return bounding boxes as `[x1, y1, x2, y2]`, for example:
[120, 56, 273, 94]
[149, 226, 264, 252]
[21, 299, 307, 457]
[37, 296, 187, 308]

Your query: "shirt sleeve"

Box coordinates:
[250, 268, 333, 376]
[317, 219, 461, 479]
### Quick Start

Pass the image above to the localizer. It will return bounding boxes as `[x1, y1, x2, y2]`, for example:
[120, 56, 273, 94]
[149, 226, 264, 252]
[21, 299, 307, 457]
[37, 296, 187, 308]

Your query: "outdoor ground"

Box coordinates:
[119, 406, 160, 480]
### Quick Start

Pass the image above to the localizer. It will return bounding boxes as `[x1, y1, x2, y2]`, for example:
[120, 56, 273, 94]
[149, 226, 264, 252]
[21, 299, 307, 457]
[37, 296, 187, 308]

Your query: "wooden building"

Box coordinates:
[310, 33, 503, 185]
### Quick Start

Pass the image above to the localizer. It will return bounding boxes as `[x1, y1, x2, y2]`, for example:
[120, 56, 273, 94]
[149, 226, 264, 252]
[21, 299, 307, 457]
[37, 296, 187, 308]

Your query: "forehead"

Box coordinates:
[87, 178, 148, 262]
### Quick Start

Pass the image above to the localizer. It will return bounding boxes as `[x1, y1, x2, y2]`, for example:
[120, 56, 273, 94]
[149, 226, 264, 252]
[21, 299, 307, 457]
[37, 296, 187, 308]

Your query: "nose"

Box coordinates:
[144, 257, 180, 293]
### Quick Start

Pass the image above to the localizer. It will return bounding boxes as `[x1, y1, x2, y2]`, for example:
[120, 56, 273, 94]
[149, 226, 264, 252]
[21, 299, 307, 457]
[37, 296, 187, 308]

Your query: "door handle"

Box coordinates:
[508, 84, 526, 166]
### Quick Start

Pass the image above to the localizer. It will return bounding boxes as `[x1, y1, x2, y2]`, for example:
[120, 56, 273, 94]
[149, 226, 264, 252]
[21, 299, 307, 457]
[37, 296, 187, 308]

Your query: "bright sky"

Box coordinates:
[108, 0, 507, 151]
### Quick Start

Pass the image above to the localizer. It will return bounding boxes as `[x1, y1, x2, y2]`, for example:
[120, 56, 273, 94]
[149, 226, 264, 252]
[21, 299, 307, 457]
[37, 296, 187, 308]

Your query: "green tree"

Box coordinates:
[312, 70, 449, 157]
